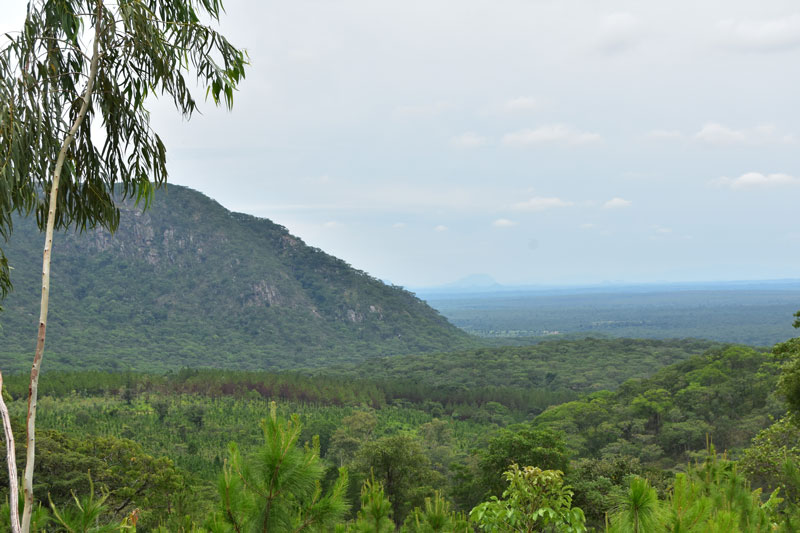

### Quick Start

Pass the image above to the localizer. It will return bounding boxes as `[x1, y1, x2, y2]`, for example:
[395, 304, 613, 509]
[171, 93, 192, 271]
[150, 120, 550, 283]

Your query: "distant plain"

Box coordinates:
[419, 280, 800, 346]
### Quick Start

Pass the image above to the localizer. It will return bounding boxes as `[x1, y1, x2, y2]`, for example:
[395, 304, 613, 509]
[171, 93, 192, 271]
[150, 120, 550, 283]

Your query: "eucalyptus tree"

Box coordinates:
[0, 1, 246, 531]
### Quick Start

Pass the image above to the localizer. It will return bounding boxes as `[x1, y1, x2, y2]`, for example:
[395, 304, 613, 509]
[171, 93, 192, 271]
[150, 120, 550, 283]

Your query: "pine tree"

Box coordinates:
[400, 491, 470, 533]
[608, 477, 664, 533]
[350, 476, 394, 533]
[207, 402, 349, 533]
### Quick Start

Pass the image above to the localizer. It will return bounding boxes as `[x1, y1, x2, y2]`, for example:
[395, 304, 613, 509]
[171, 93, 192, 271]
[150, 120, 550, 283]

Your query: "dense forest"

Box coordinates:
[2, 337, 800, 531]
[318, 338, 721, 396]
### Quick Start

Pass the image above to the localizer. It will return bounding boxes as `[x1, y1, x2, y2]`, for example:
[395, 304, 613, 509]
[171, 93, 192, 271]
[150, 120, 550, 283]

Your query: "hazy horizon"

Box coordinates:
[409, 273, 800, 291]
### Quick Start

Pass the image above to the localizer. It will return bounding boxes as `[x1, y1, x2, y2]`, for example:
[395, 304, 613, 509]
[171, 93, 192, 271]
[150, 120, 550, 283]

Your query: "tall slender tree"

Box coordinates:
[0, 1, 247, 531]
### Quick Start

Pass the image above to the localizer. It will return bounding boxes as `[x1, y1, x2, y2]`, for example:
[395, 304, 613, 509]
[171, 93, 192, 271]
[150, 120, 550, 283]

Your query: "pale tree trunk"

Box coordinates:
[0, 371, 20, 533]
[20, 3, 103, 531]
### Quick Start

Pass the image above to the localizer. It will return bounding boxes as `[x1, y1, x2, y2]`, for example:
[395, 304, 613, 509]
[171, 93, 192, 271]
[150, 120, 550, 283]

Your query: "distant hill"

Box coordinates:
[440, 273, 503, 291]
[0, 186, 474, 372]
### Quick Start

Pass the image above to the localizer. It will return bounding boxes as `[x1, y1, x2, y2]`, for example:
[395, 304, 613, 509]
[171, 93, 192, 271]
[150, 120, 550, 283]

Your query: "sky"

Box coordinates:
[3, 1, 800, 288]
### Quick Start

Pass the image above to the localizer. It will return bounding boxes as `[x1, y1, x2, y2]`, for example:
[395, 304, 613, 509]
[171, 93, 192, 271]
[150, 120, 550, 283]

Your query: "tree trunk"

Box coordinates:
[0, 372, 20, 532]
[20, 3, 103, 530]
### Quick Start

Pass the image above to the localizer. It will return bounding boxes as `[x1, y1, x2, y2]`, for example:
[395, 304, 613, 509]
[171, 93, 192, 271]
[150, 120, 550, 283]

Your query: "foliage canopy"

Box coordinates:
[0, 0, 247, 295]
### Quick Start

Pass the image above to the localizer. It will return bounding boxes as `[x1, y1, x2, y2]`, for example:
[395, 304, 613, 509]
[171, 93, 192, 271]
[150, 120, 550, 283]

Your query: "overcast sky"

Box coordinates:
[3, 1, 800, 288]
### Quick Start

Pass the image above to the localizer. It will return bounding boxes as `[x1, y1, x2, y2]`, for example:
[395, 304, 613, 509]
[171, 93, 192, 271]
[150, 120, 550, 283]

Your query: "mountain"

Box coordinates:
[410, 273, 506, 296]
[0, 186, 474, 372]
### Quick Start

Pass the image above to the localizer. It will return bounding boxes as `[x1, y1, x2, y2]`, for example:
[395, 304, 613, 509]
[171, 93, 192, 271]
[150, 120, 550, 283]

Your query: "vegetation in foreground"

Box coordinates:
[0, 337, 799, 530]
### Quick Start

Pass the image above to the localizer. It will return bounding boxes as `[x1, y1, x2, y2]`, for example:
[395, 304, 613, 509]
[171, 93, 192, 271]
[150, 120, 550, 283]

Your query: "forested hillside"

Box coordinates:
[0, 186, 474, 372]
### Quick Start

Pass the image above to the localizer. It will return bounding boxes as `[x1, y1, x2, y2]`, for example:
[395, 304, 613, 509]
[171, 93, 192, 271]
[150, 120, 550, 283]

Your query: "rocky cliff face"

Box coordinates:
[0, 186, 474, 373]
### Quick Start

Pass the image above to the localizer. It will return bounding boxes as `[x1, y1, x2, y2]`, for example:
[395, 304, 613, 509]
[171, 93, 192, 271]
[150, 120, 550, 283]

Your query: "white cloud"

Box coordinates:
[603, 197, 631, 209]
[503, 97, 540, 113]
[652, 225, 672, 234]
[694, 123, 796, 145]
[434, 225, 448, 232]
[694, 123, 748, 145]
[392, 222, 406, 229]
[514, 196, 574, 211]
[596, 13, 642, 54]
[492, 218, 518, 227]
[451, 131, 487, 148]
[580, 223, 596, 229]
[322, 221, 342, 228]
[717, 14, 800, 52]
[502, 125, 601, 146]
[712, 172, 800, 189]
[753, 124, 797, 144]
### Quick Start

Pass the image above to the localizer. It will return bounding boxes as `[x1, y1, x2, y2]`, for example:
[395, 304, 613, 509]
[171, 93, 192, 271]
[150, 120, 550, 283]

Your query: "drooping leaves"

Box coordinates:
[0, 0, 247, 296]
